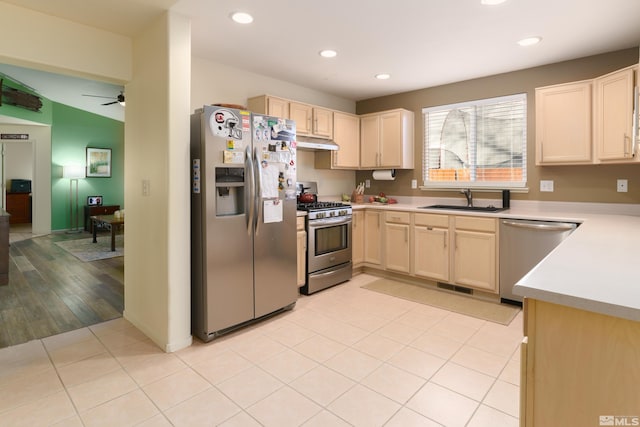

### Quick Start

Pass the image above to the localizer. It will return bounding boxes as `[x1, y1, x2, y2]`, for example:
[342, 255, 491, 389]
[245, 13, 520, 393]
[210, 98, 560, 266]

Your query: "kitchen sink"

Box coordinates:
[419, 204, 507, 212]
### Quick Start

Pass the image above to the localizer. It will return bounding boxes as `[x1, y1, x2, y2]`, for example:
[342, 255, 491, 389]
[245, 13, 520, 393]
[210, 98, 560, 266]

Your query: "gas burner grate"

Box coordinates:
[297, 201, 349, 211]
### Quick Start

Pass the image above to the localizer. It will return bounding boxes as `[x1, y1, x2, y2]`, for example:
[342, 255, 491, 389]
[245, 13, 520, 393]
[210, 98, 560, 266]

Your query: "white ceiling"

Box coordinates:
[1, 0, 639, 123]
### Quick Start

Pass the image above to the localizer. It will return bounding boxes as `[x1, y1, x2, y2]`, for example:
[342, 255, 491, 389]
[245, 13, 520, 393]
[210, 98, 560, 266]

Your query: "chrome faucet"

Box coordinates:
[461, 189, 473, 207]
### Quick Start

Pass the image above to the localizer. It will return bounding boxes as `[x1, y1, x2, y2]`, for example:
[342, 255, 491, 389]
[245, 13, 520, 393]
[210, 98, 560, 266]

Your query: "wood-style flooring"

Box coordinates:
[0, 228, 124, 348]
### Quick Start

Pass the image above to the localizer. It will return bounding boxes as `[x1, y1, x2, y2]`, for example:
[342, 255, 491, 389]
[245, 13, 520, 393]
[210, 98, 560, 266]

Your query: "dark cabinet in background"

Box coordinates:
[6, 192, 32, 224]
[0, 213, 8, 285]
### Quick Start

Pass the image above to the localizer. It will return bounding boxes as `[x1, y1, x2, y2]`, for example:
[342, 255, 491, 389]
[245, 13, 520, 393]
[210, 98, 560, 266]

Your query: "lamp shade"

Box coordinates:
[63, 164, 86, 179]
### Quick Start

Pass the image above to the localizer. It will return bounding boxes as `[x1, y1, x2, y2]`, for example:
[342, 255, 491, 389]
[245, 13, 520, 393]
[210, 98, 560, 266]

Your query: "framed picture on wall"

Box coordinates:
[86, 147, 112, 178]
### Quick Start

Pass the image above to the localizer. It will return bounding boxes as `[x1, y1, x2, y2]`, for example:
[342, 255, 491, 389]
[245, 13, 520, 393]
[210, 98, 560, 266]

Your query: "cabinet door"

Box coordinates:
[535, 82, 592, 164]
[297, 229, 306, 286]
[384, 222, 410, 273]
[595, 67, 635, 161]
[379, 110, 402, 167]
[453, 230, 497, 292]
[363, 210, 382, 265]
[313, 107, 333, 138]
[360, 115, 380, 167]
[352, 211, 364, 265]
[267, 97, 289, 119]
[332, 112, 360, 168]
[289, 102, 312, 135]
[414, 225, 449, 281]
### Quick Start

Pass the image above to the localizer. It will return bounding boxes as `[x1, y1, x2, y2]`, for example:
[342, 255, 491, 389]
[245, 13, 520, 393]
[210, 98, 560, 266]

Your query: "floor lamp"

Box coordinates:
[63, 165, 85, 233]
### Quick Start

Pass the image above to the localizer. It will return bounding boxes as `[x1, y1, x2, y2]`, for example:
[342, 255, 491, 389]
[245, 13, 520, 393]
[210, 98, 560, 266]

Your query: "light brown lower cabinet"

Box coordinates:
[352, 211, 364, 266]
[521, 298, 640, 426]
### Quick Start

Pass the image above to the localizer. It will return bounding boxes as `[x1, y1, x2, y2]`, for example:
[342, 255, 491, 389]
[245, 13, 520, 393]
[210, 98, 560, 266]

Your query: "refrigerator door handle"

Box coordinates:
[245, 146, 255, 235]
[253, 146, 262, 235]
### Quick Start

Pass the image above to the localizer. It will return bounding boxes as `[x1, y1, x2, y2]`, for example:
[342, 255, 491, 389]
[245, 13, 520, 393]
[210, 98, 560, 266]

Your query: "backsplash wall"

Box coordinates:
[356, 48, 640, 204]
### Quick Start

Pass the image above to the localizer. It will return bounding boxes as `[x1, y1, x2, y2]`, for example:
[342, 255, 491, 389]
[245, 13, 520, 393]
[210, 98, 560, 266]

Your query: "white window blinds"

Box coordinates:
[422, 93, 527, 189]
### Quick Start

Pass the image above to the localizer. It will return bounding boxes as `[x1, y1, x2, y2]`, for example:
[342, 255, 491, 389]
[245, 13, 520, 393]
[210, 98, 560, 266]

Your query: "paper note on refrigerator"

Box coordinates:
[260, 163, 280, 198]
[263, 199, 283, 223]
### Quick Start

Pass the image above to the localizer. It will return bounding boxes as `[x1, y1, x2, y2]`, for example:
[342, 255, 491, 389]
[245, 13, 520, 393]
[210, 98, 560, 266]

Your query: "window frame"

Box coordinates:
[421, 93, 527, 191]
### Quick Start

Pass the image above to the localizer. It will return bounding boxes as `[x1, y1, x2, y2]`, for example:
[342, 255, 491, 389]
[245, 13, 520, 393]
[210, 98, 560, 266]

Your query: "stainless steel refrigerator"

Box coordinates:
[190, 106, 298, 342]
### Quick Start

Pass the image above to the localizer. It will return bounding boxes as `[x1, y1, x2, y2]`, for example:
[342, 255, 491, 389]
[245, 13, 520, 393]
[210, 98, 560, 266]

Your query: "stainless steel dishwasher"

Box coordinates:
[499, 219, 578, 304]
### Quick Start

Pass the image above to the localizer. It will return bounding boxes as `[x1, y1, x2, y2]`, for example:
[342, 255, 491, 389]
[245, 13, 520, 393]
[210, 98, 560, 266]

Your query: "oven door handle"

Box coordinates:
[308, 216, 352, 227]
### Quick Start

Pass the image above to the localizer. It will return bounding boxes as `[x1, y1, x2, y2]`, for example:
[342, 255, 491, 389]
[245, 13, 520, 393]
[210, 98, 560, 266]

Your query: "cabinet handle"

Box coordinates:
[404, 228, 408, 243]
[443, 230, 447, 248]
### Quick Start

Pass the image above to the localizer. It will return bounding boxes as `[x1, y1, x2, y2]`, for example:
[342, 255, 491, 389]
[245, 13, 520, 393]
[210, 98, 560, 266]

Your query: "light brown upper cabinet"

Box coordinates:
[248, 95, 334, 139]
[594, 66, 638, 162]
[535, 81, 593, 165]
[289, 102, 333, 139]
[248, 95, 290, 119]
[331, 112, 360, 168]
[360, 109, 414, 169]
[535, 64, 639, 165]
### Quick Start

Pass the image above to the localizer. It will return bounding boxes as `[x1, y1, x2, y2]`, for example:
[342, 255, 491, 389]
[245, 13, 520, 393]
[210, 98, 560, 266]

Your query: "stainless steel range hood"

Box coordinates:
[296, 136, 339, 151]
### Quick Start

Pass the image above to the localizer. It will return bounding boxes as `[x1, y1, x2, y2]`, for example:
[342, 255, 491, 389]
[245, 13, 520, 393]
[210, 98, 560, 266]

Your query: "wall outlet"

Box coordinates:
[365, 179, 370, 188]
[540, 180, 554, 192]
[617, 179, 628, 192]
[411, 179, 418, 189]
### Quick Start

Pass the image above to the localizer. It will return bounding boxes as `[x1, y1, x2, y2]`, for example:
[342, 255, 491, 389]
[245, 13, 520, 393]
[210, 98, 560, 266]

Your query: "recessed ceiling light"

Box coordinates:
[319, 50, 337, 58]
[481, 0, 507, 5]
[375, 73, 391, 80]
[518, 36, 542, 47]
[230, 12, 253, 24]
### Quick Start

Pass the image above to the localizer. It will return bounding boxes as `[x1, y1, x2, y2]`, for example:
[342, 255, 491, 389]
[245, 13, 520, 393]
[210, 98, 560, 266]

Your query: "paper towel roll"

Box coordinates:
[372, 169, 396, 181]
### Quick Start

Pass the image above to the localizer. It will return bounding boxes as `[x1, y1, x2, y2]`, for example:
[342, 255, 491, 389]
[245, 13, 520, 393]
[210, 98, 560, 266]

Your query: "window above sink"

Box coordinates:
[421, 93, 527, 191]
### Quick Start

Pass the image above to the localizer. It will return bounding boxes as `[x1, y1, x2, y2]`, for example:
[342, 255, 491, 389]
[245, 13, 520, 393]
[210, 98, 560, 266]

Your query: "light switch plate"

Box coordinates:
[540, 180, 554, 192]
[411, 179, 418, 189]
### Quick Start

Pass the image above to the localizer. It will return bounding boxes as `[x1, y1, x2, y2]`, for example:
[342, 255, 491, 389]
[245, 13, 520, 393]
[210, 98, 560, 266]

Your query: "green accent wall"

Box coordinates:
[51, 103, 124, 230]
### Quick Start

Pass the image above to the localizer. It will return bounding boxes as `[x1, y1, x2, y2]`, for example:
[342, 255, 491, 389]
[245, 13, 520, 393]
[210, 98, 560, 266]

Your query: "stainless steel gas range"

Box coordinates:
[297, 182, 352, 295]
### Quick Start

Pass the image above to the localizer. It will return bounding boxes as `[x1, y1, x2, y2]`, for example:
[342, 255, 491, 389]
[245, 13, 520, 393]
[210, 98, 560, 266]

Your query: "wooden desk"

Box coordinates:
[91, 215, 124, 251]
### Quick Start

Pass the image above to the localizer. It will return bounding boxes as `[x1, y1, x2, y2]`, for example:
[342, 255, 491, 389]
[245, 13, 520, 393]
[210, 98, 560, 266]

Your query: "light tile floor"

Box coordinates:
[0, 273, 523, 426]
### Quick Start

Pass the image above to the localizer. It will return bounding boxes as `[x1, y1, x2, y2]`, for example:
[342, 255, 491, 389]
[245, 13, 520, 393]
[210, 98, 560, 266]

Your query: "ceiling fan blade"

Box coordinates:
[83, 94, 116, 99]
[101, 101, 118, 106]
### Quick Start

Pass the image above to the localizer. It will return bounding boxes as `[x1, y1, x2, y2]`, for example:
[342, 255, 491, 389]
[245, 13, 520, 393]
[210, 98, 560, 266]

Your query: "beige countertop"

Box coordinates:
[342, 196, 640, 322]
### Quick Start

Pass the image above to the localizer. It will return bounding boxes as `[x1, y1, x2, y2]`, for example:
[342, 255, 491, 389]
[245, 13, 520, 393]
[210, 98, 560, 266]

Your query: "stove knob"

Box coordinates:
[317, 212, 324, 219]
[329, 211, 336, 217]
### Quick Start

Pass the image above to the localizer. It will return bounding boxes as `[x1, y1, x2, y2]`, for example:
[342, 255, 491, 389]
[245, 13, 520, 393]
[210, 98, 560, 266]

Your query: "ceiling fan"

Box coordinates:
[82, 91, 125, 106]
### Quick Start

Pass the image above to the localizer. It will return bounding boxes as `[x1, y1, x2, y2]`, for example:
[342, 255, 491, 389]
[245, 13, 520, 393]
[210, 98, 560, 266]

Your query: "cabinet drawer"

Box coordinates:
[414, 213, 449, 228]
[296, 216, 306, 231]
[454, 216, 497, 232]
[385, 211, 410, 224]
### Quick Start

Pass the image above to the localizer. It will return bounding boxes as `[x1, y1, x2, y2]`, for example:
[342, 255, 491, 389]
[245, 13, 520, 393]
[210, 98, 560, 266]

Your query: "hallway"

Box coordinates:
[0, 229, 124, 348]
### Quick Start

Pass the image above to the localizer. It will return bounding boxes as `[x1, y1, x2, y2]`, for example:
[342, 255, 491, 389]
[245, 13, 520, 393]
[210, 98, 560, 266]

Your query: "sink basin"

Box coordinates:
[419, 204, 507, 212]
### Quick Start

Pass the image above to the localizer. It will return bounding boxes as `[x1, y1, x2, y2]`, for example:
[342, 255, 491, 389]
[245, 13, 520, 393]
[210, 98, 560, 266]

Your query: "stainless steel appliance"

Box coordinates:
[297, 182, 352, 295]
[500, 219, 577, 304]
[191, 106, 298, 341]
